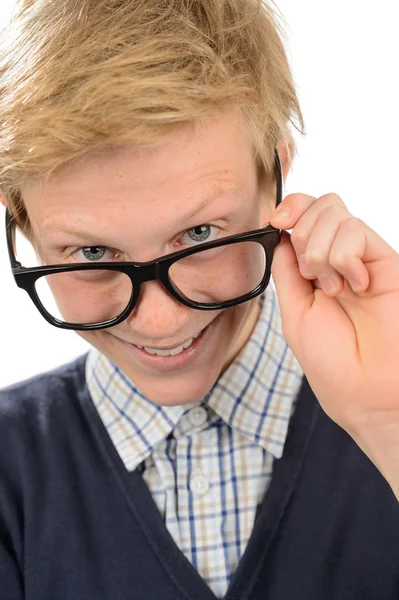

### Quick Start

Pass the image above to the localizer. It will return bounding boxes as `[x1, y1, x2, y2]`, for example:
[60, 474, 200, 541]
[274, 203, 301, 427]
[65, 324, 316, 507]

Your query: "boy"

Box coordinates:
[1, 1, 399, 599]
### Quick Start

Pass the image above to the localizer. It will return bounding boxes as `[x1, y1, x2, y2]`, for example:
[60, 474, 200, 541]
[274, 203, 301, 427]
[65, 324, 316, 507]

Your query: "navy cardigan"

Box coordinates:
[1, 354, 399, 600]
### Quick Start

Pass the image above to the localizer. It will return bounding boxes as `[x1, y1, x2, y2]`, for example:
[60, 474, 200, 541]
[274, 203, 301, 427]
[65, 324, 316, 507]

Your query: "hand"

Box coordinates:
[269, 193, 399, 497]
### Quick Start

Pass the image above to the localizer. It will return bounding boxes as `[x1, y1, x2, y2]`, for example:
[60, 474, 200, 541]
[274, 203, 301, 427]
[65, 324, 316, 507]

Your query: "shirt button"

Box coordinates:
[188, 406, 208, 427]
[190, 474, 210, 496]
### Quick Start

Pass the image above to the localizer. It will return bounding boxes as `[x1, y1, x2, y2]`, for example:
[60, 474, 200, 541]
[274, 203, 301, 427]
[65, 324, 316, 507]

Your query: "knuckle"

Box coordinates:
[330, 252, 349, 269]
[321, 203, 339, 217]
[342, 216, 363, 229]
[291, 227, 307, 246]
[318, 192, 345, 206]
[305, 248, 324, 266]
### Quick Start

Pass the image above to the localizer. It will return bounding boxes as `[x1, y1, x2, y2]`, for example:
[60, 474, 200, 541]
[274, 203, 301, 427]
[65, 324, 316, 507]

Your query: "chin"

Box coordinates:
[120, 361, 223, 406]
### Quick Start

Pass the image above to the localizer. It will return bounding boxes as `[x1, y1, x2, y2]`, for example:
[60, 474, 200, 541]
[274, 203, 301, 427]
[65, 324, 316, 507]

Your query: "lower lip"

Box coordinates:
[119, 316, 219, 372]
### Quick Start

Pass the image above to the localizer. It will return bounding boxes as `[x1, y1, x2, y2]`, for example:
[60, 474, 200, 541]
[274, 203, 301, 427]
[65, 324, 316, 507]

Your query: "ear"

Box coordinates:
[0, 193, 6, 208]
[275, 141, 292, 183]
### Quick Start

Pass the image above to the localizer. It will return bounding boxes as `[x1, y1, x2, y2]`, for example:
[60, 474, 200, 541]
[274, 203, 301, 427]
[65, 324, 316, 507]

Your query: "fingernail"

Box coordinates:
[319, 274, 337, 293]
[348, 277, 362, 292]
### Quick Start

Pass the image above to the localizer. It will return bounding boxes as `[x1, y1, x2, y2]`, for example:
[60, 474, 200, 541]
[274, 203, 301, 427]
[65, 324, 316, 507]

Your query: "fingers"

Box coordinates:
[328, 218, 370, 292]
[270, 192, 370, 295]
[292, 204, 349, 295]
[271, 192, 346, 222]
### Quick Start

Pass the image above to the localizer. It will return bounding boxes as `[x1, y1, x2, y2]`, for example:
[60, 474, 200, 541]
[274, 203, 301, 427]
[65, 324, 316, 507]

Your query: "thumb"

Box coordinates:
[270, 230, 314, 335]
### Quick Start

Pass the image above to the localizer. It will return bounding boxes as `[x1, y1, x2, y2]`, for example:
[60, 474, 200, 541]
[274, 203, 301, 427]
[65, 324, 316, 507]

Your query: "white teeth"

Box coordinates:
[137, 329, 203, 357]
[145, 338, 193, 357]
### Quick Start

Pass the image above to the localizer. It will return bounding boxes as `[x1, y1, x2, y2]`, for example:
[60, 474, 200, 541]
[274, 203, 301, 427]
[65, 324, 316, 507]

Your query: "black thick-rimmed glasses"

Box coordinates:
[5, 149, 283, 331]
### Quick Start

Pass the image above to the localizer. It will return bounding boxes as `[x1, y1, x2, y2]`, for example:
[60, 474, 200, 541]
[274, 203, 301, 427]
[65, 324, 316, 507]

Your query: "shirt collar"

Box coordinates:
[86, 281, 304, 471]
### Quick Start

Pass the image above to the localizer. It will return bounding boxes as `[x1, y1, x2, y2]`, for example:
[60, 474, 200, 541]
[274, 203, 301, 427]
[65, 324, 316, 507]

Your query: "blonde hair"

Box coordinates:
[0, 0, 305, 234]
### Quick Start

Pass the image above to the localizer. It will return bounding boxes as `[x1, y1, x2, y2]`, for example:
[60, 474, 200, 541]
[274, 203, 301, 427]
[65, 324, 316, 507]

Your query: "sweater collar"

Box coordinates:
[86, 282, 303, 471]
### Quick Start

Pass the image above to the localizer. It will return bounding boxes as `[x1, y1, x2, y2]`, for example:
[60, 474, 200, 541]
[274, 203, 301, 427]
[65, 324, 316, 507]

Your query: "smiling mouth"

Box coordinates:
[121, 322, 211, 357]
[135, 328, 205, 357]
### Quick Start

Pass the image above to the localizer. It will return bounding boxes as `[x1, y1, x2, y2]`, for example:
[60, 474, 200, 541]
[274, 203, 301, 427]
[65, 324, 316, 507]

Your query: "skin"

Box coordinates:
[13, 107, 290, 407]
[4, 106, 399, 500]
[269, 193, 399, 501]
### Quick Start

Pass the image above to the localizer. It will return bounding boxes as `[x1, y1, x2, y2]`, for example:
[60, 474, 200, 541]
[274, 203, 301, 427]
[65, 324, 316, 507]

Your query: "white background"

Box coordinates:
[0, 1, 398, 387]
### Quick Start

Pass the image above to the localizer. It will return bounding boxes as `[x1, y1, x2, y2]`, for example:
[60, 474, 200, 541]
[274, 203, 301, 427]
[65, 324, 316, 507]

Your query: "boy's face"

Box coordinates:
[21, 107, 285, 405]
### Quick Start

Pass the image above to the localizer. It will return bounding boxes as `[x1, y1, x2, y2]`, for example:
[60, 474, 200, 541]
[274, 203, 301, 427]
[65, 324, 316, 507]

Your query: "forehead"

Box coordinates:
[21, 108, 259, 235]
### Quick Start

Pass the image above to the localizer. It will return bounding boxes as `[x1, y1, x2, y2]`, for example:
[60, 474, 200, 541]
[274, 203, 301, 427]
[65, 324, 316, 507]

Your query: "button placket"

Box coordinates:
[190, 471, 210, 496]
[188, 406, 208, 428]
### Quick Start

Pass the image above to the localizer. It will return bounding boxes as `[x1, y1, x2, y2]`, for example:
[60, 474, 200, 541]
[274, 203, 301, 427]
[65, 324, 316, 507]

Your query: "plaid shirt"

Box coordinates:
[86, 281, 304, 598]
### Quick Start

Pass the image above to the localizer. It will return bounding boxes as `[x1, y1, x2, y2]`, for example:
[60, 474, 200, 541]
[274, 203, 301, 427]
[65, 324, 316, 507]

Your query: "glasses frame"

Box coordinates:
[5, 149, 283, 331]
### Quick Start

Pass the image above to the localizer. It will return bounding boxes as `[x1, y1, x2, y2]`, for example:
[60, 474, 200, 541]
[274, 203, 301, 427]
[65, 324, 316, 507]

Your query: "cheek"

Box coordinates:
[76, 329, 105, 351]
[220, 300, 255, 341]
[37, 271, 132, 325]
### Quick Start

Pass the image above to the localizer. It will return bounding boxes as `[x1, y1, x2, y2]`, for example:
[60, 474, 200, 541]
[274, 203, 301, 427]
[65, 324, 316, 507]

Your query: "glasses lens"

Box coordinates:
[169, 241, 267, 305]
[35, 269, 133, 326]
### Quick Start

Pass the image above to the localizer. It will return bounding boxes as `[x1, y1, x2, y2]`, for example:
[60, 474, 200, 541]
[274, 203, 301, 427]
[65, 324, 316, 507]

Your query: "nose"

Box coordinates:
[125, 279, 191, 341]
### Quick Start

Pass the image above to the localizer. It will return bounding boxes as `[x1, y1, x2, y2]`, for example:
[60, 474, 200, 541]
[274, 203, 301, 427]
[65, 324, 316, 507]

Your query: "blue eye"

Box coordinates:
[83, 247, 105, 261]
[182, 225, 218, 246]
[75, 246, 114, 262]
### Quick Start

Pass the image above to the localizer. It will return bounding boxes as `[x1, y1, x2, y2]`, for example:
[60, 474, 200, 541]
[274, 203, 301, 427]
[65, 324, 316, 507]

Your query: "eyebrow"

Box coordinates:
[41, 187, 240, 242]
[182, 188, 240, 221]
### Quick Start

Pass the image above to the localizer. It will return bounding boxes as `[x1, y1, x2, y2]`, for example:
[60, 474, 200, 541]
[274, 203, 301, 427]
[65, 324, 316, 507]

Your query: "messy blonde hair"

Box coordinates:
[0, 0, 305, 235]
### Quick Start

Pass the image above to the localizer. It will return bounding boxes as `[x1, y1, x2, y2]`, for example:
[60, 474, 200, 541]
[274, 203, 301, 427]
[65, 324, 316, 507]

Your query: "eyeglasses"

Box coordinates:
[5, 149, 283, 331]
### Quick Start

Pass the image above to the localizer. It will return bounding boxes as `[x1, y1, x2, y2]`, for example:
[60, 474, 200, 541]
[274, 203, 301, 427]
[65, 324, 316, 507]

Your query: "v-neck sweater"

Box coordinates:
[1, 354, 399, 599]
[85, 284, 303, 597]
